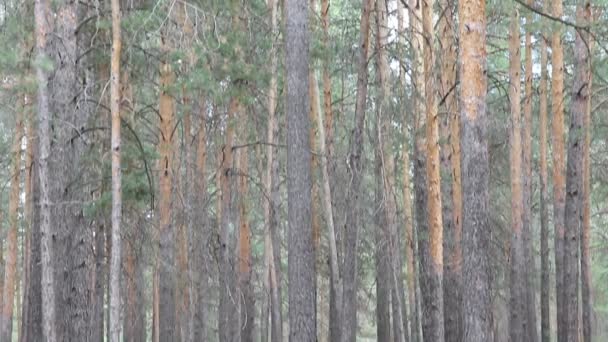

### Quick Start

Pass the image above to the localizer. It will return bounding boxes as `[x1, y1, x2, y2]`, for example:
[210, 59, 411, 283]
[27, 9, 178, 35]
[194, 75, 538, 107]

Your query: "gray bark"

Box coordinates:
[285, 0, 317, 340]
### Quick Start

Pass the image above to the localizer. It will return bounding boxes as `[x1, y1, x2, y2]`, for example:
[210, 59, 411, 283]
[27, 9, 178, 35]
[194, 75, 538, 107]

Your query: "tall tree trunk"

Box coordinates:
[264, 1, 283, 341]
[309, 0, 321, 253]
[375, 2, 408, 341]
[563, 3, 590, 341]
[508, 9, 526, 342]
[237, 117, 254, 342]
[192, 98, 209, 342]
[340, 1, 372, 340]
[20, 98, 35, 342]
[538, 5, 551, 340]
[581, 7, 594, 342]
[374, 5, 393, 341]
[551, 0, 566, 338]
[320, 1, 342, 340]
[418, 0, 445, 341]
[219, 98, 239, 342]
[158, 57, 176, 342]
[375, 121, 392, 342]
[407, 2, 423, 341]
[459, 0, 494, 341]
[109, 0, 122, 339]
[34, 0, 57, 339]
[285, 1, 317, 341]
[124, 220, 145, 342]
[0, 96, 24, 342]
[522, 4, 538, 341]
[438, 1, 462, 341]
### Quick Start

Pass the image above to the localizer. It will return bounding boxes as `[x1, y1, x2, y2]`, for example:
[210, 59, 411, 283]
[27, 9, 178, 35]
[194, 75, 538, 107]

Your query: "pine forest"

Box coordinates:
[0, 0, 606, 341]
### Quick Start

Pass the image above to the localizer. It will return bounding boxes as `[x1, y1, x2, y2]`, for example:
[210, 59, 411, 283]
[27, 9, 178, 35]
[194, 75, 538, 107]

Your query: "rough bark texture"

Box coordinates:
[109, 0, 122, 339]
[438, 1, 462, 341]
[237, 117, 254, 342]
[194, 99, 209, 342]
[563, 3, 590, 341]
[124, 219, 146, 342]
[340, 1, 372, 341]
[21, 101, 36, 342]
[459, 0, 494, 341]
[408, 2, 423, 341]
[418, 0, 445, 341]
[0, 98, 24, 342]
[158, 59, 176, 342]
[538, 7, 551, 341]
[375, 125, 392, 342]
[34, 0, 57, 340]
[551, 0, 566, 339]
[581, 7, 593, 342]
[285, 1, 317, 341]
[508, 9, 526, 342]
[264, 2, 283, 341]
[218, 98, 239, 342]
[522, 3, 538, 342]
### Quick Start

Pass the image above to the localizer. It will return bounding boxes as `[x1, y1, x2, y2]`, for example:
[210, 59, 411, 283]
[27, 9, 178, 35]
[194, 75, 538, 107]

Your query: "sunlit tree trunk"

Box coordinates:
[418, 0, 445, 340]
[459, 0, 494, 341]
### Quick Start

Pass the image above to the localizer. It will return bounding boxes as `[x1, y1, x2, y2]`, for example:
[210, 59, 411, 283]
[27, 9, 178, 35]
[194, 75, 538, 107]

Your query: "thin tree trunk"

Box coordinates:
[508, 9, 526, 342]
[407, 2, 423, 341]
[340, 1, 372, 340]
[538, 4, 551, 340]
[375, 2, 408, 340]
[237, 117, 254, 342]
[581, 7, 594, 342]
[34, 0, 57, 339]
[109, 0, 123, 339]
[0, 95, 24, 342]
[264, 2, 283, 341]
[320, 1, 342, 340]
[193, 99, 209, 342]
[438, 1, 462, 340]
[375, 123, 392, 342]
[522, 3, 538, 341]
[551, 0, 567, 338]
[20, 97, 35, 342]
[563, 3, 590, 341]
[285, 1, 317, 341]
[219, 97, 239, 342]
[459, 0, 494, 341]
